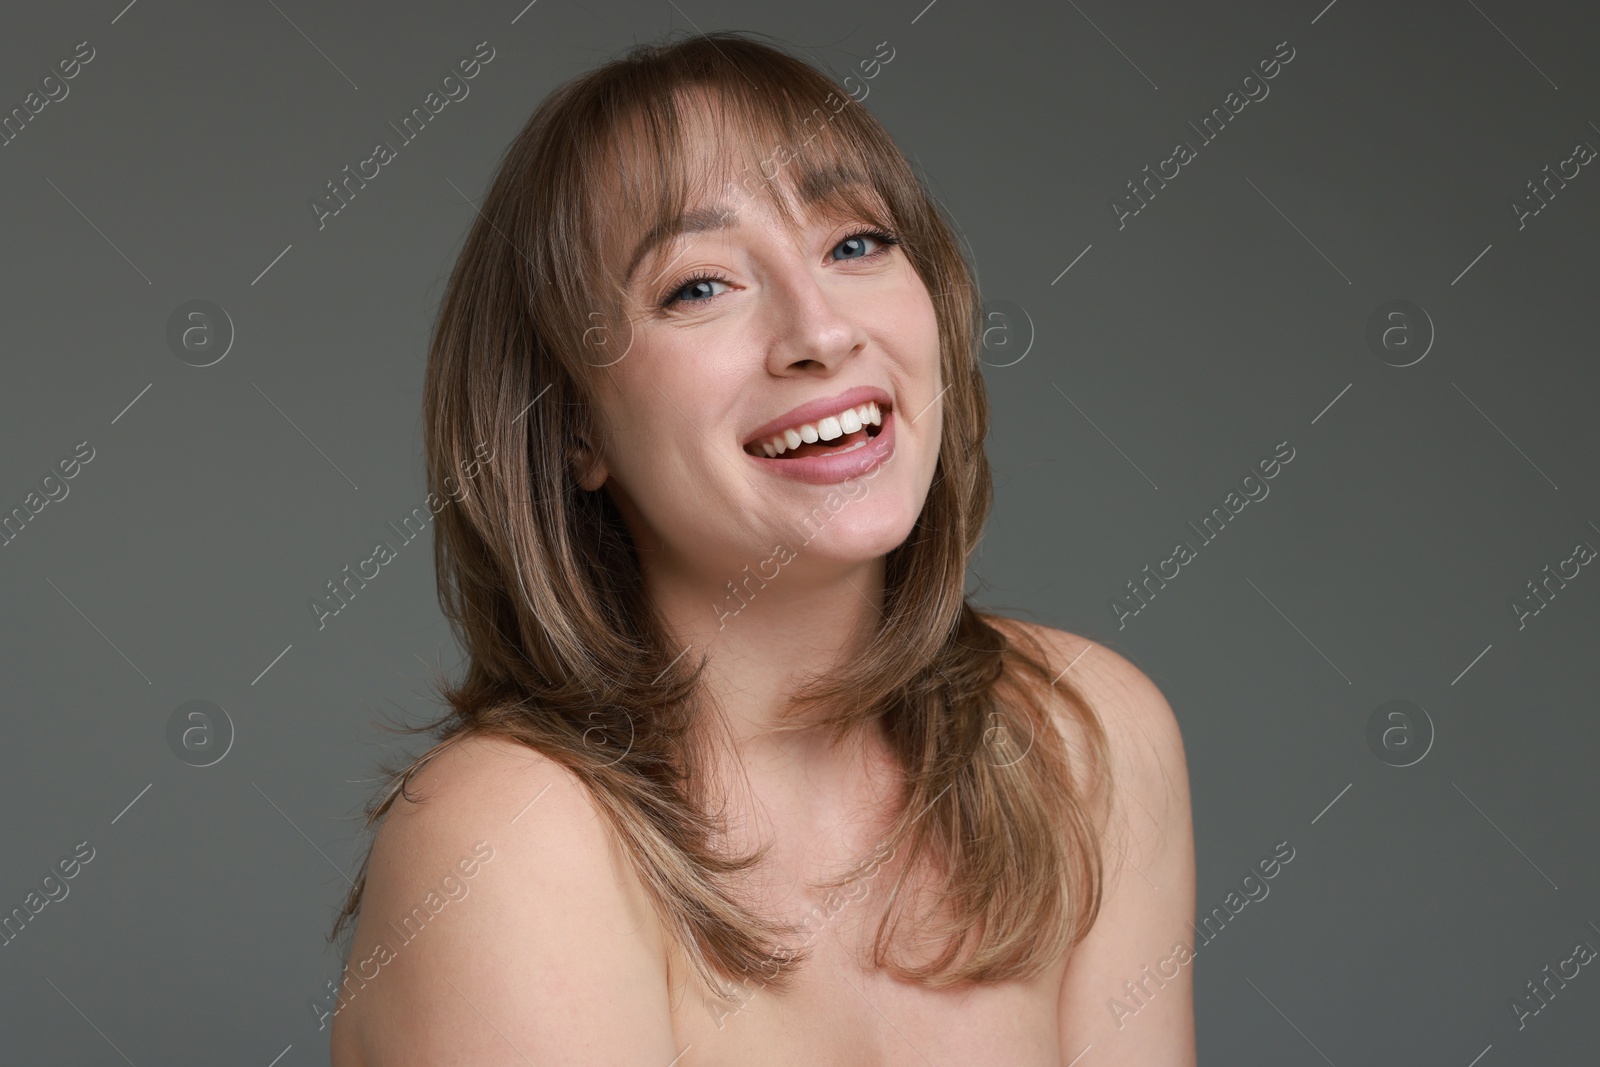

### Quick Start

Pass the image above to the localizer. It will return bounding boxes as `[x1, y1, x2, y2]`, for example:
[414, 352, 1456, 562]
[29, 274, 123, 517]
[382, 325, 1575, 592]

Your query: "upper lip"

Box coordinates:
[742, 385, 894, 448]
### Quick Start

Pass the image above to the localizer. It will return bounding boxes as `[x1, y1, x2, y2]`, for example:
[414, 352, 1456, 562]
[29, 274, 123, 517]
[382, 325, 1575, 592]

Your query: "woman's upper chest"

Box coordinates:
[659, 733, 1077, 1064]
[662, 876, 1069, 1067]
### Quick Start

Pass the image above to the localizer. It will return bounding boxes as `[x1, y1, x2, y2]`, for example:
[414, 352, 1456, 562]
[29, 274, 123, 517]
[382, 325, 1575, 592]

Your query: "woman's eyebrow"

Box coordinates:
[625, 205, 739, 286]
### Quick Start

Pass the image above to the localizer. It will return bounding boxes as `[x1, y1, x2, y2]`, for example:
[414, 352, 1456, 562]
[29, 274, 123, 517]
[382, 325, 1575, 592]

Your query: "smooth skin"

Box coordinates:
[332, 103, 1195, 1065]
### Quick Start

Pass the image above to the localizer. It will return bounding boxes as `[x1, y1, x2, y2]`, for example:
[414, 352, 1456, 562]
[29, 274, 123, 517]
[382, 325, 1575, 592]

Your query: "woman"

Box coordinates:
[328, 30, 1194, 1066]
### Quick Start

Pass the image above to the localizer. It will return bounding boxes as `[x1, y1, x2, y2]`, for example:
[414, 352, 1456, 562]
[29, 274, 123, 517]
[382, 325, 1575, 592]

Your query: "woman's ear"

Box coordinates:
[570, 435, 608, 492]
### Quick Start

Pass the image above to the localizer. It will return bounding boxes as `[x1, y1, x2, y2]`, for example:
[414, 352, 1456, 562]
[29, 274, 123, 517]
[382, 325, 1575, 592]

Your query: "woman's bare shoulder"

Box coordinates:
[991, 616, 1183, 753]
[988, 615, 1190, 810]
[332, 732, 678, 1065]
[380, 731, 600, 831]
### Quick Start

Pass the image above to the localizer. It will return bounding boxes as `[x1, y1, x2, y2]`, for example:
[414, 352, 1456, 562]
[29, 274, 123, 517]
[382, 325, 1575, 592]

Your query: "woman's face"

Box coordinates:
[577, 135, 944, 597]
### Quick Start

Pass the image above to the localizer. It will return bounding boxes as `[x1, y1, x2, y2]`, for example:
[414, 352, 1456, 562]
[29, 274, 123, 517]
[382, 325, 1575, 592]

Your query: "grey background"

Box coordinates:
[2, 0, 1596, 1063]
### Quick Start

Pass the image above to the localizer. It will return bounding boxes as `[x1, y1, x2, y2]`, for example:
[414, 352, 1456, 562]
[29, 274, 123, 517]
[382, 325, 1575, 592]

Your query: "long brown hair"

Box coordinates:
[331, 28, 1112, 1003]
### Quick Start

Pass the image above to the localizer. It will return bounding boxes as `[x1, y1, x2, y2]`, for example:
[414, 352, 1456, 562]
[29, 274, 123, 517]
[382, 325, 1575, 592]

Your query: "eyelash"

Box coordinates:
[655, 227, 901, 310]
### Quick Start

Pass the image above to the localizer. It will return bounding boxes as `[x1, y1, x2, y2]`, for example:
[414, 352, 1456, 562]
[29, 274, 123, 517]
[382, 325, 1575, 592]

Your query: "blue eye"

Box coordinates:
[832, 229, 897, 260]
[663, 276, 730, 306]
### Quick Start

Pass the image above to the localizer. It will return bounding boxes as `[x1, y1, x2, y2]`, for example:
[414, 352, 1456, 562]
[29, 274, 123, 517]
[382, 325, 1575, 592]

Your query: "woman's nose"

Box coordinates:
[763, 261, 867, 375]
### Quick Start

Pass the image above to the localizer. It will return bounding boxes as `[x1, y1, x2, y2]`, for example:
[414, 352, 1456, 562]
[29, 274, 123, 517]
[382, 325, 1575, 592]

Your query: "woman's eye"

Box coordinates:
[663, 275, 730, 307]
[832, 232, 887, 261]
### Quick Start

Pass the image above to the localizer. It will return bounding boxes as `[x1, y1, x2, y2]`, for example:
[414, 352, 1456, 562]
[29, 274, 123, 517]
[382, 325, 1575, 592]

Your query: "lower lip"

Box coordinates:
[745, 409, 897, 485]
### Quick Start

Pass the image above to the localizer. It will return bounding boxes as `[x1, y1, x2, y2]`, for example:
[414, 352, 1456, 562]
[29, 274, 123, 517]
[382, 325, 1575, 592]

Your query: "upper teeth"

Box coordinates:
[758, 401, 883, 457]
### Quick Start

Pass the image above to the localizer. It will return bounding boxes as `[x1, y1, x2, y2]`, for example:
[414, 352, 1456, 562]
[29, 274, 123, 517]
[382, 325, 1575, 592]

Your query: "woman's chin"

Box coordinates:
[775, 507, 920, 566]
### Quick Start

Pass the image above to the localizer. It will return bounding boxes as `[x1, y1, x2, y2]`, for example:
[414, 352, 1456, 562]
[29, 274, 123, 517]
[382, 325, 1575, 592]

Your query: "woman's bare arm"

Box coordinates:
[332, 734, 682, 1065]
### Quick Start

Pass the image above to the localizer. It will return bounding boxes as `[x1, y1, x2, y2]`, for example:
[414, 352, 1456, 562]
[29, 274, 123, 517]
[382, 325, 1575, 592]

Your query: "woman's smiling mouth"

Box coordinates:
[741, 388, 897, 485]
[741, 385, 894, 455]
[746, 400, 883, 458]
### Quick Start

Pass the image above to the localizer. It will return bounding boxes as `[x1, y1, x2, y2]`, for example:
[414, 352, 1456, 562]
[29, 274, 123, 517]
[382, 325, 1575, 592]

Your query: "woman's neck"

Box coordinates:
[648, 549, 888, 756]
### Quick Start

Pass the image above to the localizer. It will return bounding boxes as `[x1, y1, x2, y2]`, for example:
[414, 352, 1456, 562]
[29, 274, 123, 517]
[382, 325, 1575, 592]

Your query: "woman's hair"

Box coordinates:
[330, 29, 1112, 1004]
